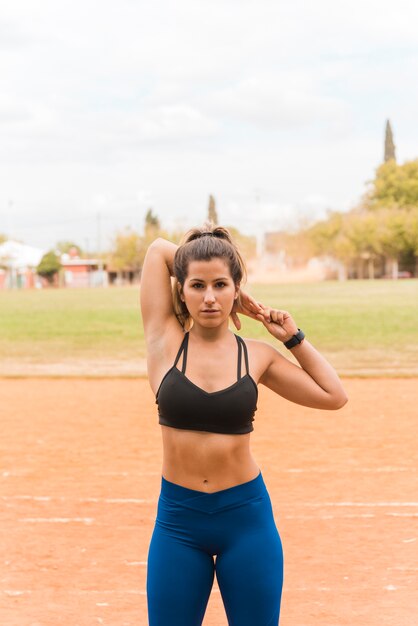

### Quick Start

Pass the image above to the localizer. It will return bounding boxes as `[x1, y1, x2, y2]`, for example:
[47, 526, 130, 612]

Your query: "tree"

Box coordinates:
[403, 208, 418, 275]
[223, 226, 257, 262]
[343, 211, 382, 278]
[56, 240, 83, 255]
[364, 159, 418, 210]
[108, 227, 142, 274]
[384, 119, 396, 162]
[305, 210, 357, 279]
[377, 208, 411, 278]
[300, 124, 418, 278]
[37, 250, 61, 285]
[266, 228, 316, 266]
[306, 210, 346, 257]
[208, 195, 218, 225]
[145, 208, 160, 236]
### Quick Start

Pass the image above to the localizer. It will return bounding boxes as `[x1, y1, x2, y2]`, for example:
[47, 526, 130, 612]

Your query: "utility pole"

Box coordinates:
[6, 199, 13, 242]
[7, 199, 15, 288]
[254, 188, 264, 258]
[97, 212, 104, 287]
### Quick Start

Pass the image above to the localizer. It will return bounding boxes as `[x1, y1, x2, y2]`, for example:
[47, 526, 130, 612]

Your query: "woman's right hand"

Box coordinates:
[255, 306, 299, 343]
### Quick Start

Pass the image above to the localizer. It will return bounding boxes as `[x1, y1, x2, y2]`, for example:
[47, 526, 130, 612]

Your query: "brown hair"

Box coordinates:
[172, 222, 248, 330]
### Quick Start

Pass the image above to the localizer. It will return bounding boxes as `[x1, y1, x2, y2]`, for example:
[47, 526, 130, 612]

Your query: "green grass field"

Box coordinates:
[0, 279, 417, 376]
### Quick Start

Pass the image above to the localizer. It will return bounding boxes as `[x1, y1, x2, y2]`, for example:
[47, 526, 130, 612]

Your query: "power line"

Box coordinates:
[5, 213, 143, 230]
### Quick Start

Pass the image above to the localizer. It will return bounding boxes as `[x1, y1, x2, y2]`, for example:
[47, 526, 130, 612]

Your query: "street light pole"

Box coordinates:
[97, 212, 104, 287]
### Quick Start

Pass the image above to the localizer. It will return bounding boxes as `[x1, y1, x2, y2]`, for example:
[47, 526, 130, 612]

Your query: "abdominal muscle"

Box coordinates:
[160, 424, 260, 493]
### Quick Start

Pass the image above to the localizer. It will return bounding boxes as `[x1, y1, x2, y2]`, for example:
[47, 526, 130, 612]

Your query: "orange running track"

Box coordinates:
[1, 378, 417, 626]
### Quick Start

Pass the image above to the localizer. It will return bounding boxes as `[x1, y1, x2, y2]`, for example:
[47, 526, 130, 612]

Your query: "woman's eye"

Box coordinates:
[191, 282, 226, 288]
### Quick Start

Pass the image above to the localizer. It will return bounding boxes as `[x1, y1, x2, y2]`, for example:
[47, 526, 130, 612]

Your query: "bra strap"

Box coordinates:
[236, 335, 249, 376]
[236, 334, 242, 380]
[173, 331, 189, 374]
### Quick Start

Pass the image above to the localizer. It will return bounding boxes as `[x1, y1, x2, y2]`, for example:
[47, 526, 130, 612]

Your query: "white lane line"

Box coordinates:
[387, 566, 418, 571]
[96, 472, 160, 476]
[3, 468, 415, 477]
[285, 467, 415, 473]
[274, 586, 332, 591]
[74, 590, 146, 595]
[2, 590, 32, 596]
[97, 472, 132, 476]
[6, 496, 418, 507]
[4, 586, 407, 598]
[1, 471, 27, 477]
[284, 512, 418, 519]
[286, 585, 406, 592]
[19, 517, 95, 524]
[2, 496, 153, 503]
[88, 498, 152, 503]
[2, 495, 54, 501]
[300, 502, 418, 507]
[283, 514, 376, 519]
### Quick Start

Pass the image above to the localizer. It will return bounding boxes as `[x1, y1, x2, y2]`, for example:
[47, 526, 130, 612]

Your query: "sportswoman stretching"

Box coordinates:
[140, 224, 348, 625]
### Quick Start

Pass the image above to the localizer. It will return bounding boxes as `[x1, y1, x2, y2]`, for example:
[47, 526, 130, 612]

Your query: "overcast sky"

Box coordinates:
[1, 0, 418, 252]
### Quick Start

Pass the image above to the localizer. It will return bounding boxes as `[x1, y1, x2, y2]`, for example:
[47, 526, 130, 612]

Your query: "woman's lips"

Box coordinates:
[202, 310, 219, 313]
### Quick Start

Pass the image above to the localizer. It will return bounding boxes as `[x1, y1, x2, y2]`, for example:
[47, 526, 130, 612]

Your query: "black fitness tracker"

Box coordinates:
[284, 328, 305, 349]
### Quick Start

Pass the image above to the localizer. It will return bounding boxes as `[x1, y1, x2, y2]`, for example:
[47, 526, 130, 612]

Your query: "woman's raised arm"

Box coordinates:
[140, 237, 179, 343]
[256, 306, 348, 410]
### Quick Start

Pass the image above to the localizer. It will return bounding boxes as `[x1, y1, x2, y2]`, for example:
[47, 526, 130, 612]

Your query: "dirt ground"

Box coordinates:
[1, 377, 417, 626]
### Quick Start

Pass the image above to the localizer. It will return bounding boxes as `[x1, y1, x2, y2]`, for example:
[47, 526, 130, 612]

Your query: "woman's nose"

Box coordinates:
[204, 289, 216, 302]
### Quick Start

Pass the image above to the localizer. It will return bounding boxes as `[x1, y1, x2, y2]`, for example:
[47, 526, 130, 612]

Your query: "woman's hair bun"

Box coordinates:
[186, 224, 231, 243]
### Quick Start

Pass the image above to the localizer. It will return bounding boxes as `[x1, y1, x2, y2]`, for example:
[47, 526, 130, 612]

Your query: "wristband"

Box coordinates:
[283, 328, 305, 349]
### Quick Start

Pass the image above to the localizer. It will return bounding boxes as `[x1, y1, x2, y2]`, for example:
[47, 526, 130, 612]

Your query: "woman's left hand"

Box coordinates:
[255, 305, 299, 343]
[230, 290, 264, 330]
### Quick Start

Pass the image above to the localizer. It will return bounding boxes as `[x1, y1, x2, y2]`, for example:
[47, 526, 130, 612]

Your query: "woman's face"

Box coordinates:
[179, 257, 239, 325]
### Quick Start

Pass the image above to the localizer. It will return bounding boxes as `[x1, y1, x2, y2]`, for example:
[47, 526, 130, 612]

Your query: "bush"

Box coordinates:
[37, 250, 61, 285]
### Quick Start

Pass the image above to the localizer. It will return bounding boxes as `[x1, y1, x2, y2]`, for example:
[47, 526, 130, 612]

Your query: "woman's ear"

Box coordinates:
[177, 283, 184, 302]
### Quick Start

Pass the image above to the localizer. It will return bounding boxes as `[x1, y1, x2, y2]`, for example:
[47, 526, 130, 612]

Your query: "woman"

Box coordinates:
[140, 224, 348, 625]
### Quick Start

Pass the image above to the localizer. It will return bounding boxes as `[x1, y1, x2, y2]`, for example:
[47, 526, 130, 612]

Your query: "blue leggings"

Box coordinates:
[146, 471, 284, 625]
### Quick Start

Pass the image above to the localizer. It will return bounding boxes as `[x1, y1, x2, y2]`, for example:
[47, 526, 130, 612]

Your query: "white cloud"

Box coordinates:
[1, 0, 418, 248]
[203, 73, 351, 130]
[124, 104, 219, 142]
[0, 95, 32, 125]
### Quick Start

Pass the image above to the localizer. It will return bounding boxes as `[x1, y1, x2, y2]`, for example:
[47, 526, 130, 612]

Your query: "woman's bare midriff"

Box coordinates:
[160, 425, 260, 493]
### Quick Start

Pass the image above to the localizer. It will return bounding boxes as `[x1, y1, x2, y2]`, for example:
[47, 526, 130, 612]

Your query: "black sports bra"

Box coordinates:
[155, 331, 258, 434]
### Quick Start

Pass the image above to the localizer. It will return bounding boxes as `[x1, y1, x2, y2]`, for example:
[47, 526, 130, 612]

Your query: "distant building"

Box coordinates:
[61, 246, 108, 288]
[0, 240, 46, 289]
[0, 241, 108, 288]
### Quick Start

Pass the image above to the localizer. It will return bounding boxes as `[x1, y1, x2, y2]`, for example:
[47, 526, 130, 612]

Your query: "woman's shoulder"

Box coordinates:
[238, 335, 275, 351]
[236, 335, 280, 376]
